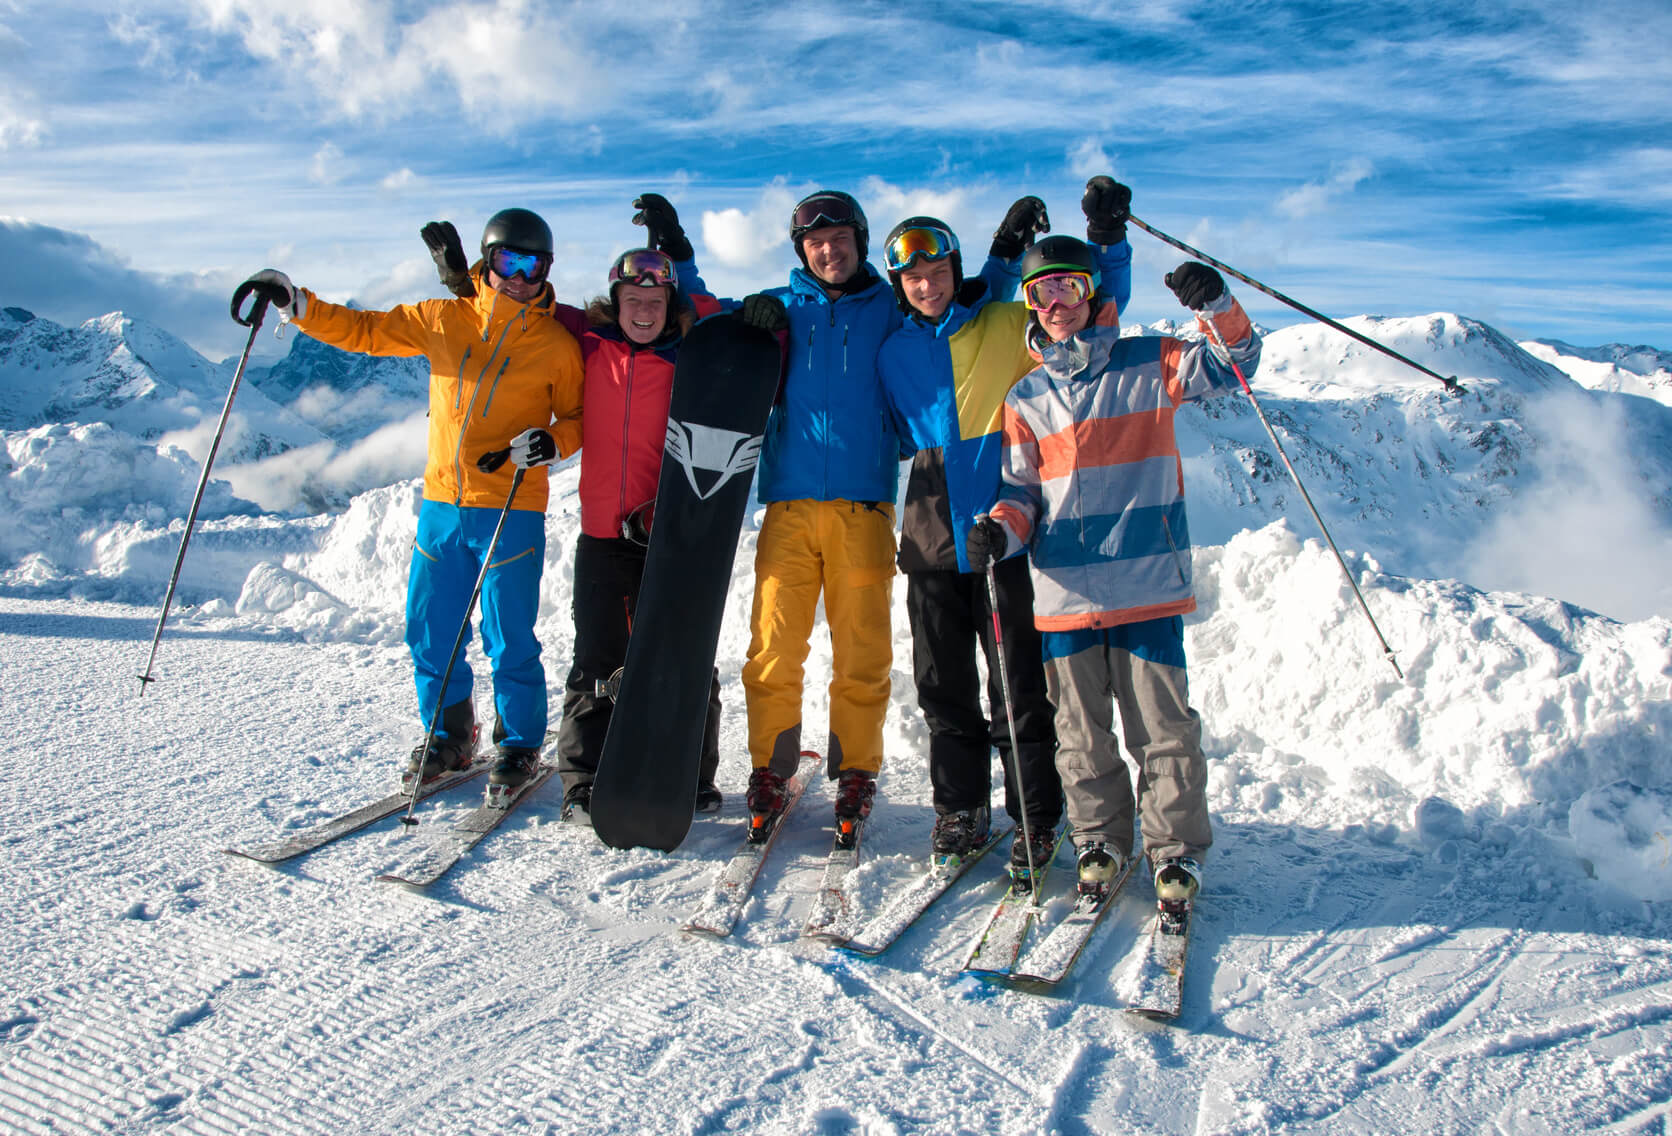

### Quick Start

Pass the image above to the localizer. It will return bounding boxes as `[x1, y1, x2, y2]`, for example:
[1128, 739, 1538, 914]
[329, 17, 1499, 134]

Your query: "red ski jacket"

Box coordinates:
[552, 296, 721, 539]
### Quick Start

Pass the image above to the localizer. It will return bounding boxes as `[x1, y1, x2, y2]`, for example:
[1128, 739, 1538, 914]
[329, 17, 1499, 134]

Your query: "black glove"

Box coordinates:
[508, 427, 557, 469]
[740, 292, 789, 332]
[632, 193, 694, 261]
[239, 269, 304, 320]
[966, 516, 1008, 571]
[1165, 263, 1225, 310]
[989, 196, 1050, 259]
[421, 221, 475, 298]
[1082, 176, 1132, 245]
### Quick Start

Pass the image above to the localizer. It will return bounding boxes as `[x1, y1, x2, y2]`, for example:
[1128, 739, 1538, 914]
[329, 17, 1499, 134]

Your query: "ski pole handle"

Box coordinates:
[477, 448, 511, 473]
[230, 279, 283, 328]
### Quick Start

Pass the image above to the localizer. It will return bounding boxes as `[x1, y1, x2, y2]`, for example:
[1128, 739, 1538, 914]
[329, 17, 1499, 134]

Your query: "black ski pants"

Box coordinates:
[905, 556, 1062, 826]
[556, 533, 721, 795]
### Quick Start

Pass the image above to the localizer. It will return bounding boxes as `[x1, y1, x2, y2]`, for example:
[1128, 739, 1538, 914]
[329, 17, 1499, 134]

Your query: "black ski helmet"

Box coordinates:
[883, 216, 963, 315]
[1021, 234, 1107, 335]
[790, 190, 868, 267]
[480, 207, 553, 258]
[1020, 234, 1100, 288]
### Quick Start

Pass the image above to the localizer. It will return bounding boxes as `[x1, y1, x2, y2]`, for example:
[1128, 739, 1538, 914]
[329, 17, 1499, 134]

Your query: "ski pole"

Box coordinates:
[1127, 214, 1465, 397]
[984, 561, 1044, 905]
[137, 279, 281, 695]
[1199, 318, 1404, 680]
[400, 451, 526, 825]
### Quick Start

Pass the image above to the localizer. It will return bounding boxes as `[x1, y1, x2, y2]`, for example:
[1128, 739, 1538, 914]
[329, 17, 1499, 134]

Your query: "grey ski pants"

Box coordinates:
[1041, 617, 1211, 862]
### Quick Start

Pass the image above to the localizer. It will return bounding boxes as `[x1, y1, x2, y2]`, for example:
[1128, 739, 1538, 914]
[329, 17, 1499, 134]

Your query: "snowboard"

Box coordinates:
[590, 314, 782, 852]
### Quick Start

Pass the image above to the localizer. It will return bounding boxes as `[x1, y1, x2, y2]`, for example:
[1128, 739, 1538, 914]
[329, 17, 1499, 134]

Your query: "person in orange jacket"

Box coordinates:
[241, 208, 584, 792]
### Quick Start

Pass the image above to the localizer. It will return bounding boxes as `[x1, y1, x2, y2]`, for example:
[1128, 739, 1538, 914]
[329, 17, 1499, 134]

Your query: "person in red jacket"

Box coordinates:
[425, 195, 756, 823]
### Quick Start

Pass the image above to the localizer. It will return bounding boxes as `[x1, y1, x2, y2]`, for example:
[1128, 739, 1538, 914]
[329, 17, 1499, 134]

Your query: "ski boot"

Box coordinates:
[931, 805, 991, 863]
[403, 702, 477, 785]
[1152, 856, 1202, 933]
[561, 783, 592, 826]
[485, 747, 539, 808]
[1075, 841, 1127, 900]
[694, 780, 724, 814]
[745, 768, 788, 844]
[832, 769, 876, 850]
[1008, 821, 1058, 885]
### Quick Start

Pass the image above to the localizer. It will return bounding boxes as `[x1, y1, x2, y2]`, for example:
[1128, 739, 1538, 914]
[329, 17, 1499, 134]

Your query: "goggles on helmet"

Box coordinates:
[488, 246, 552, 284]
[609, 248, 677, 289]
[1023, 271, 1096, 311]
[884, 226, 959, 273]
[792, 193, 862, 236]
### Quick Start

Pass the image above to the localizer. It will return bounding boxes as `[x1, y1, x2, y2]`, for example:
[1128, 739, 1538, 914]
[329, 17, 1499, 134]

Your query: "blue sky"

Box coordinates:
[2, 0, 1669, 360]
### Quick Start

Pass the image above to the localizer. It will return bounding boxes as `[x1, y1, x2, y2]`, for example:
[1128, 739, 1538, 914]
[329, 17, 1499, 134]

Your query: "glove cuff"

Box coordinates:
[988, 235, 1024, 260]
[1086, 223, 1127, 246]
[660, 232, 694, 261]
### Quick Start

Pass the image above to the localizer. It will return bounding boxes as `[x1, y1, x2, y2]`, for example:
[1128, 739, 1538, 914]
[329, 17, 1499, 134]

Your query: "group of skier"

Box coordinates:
[239, 173, 1264, 909]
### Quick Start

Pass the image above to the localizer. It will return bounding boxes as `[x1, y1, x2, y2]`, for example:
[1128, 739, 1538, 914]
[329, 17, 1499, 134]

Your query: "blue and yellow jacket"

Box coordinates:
[877, 240, 1132, 572]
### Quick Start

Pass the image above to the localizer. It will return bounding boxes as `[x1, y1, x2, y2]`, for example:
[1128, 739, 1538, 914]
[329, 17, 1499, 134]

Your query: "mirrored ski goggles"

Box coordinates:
[792, 194, 861, 234]
[884, 226, 959, 273]
[608, 248, 676, 288]
[1023, 271, 1096, 311]
[488, 246, 552, 283]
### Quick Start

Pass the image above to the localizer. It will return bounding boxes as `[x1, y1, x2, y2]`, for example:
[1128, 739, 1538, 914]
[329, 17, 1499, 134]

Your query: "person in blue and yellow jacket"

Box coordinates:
[876, 179, 1133, 878]
[241, 208, 584, 794]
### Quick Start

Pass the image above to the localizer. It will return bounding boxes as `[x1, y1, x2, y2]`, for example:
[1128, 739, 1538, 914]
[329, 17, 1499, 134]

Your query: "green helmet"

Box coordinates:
[1020, 234, 1101, 289]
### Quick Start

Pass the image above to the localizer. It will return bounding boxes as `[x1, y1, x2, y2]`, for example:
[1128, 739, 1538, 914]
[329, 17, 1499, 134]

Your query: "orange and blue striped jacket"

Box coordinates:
[989, 292, 1260, 631]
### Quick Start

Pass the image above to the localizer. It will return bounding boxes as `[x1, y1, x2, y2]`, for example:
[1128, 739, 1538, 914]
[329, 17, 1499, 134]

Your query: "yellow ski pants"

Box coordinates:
[743, 499, 896, 779]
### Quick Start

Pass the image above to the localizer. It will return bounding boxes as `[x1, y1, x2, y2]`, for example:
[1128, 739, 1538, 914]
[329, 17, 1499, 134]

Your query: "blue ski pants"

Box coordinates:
[406, 499, 548, 749]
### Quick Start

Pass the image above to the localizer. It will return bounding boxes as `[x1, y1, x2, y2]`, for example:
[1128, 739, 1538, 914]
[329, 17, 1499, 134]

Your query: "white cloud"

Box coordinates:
[379, 167, 419, 192]
[188, 0, 601, 128]
[1068, 137, 1113, 180]
[1275, 158, 1375, 219]
[309, 142, 346, 186]
[1466, 387, 1672, 622]
[700, 181, 799, 269]
[0, 94, 45, 149]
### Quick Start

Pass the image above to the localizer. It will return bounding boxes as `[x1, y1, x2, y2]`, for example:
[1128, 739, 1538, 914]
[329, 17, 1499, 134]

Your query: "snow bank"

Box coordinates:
[1190, 522, 1672, 831]
[1569, 781, 1672, 901]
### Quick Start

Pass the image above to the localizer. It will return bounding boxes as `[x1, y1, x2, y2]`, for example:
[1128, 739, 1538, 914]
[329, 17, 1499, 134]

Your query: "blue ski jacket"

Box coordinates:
[752, 264, 904, 504]
[878, 240, 1132, 572]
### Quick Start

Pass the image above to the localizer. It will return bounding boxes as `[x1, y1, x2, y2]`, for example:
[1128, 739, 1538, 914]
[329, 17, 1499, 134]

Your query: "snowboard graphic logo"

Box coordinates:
[663, 421, 763, 500]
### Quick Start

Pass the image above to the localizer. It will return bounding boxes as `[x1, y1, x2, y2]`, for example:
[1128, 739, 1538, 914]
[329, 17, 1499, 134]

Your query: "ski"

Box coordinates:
[682, 755, 818, 938]
[376, 764, 558, 889]
[1121, 895, 1195, 1020]
[800, 815, 866, 943]
[841, 823, 1011, 957]
[960, 827, 1067, 978]
[224, 757, 492, 864]
[1009, 852, 1141, 988]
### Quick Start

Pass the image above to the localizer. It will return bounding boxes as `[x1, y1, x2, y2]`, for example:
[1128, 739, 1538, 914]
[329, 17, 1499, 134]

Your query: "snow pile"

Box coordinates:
[1190, 522, 1672, 832]
[1569, 781, 1672, 902]
[0, 422, 254, 582]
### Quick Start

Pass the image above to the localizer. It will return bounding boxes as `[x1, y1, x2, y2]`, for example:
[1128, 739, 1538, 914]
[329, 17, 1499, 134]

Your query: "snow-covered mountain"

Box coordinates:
[0, 306, 326, 462]
[1522, 336, 1672, 407]
[251, 315, 430, 441]
[3, 301, 1671, 1134]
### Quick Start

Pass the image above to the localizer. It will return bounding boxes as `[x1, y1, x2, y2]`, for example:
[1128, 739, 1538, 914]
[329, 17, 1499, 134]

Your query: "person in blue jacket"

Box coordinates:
[876, 178, 1134, 876]
[732, 189, 1023, 841]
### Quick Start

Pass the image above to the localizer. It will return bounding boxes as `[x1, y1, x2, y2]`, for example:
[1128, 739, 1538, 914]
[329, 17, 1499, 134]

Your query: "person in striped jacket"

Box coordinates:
[966, 241, 1261, 908]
